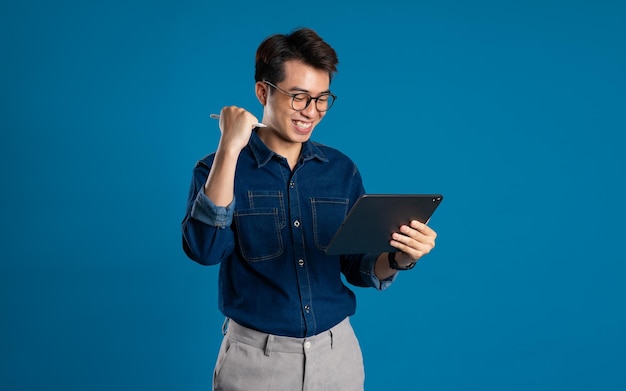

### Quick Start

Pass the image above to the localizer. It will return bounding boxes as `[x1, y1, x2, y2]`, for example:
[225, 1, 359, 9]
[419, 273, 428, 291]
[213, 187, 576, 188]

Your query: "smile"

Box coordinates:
[293, 120, 312, 129]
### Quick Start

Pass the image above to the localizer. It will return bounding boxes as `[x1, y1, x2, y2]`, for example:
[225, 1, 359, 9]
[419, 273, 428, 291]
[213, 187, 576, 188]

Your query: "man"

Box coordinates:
[182, 27, 437, 390]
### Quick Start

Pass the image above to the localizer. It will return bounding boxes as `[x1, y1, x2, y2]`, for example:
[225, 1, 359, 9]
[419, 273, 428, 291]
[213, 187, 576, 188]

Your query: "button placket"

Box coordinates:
[286, 170, 315, 335]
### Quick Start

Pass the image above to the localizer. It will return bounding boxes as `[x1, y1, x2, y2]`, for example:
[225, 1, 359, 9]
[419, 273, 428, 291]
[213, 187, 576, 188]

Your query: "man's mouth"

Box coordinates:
[293, 120, 312, 130]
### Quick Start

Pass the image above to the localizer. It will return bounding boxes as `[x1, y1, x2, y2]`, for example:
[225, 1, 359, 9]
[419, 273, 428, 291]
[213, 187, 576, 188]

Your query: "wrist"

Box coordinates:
[216, 144, 243, 161]
[388, 252, 416, 270]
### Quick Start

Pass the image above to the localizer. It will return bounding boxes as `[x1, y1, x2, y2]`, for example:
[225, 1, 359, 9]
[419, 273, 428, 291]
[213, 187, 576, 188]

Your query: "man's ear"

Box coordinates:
[255, 82, 268, 105]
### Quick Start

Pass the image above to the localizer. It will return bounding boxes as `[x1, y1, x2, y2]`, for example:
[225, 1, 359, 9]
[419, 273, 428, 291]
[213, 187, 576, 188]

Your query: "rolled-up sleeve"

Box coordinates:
[182, 159, 237, 266]
[191, 191, 235, 228]
[359, 253, 398, 290]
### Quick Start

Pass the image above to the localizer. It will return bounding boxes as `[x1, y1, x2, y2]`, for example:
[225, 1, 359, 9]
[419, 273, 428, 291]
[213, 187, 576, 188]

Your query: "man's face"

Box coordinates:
[261, 60, 331, 146]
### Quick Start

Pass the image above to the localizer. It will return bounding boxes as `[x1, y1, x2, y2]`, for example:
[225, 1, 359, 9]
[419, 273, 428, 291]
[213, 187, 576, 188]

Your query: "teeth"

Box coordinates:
[295, 121, 312, 129]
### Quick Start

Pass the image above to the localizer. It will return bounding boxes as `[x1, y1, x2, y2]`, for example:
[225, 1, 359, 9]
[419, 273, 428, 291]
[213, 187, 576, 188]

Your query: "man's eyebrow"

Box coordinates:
[288, 85, 332, 94]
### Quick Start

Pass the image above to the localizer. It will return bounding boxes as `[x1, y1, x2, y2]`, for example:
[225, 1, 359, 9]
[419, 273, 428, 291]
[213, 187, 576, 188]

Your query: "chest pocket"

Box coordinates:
[247, 191, 286, 228]
[311, 197, 349, 251]
[234, 191, 285, 262]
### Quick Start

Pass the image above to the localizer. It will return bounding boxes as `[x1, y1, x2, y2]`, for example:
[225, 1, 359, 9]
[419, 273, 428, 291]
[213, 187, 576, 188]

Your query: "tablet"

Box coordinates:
[325, 194, 443, 255]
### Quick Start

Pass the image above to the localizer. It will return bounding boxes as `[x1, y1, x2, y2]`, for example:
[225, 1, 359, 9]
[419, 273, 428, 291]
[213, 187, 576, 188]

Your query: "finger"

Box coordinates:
[391, 230, 436, 260]
[409, 220, 437, 238]
[389, 238, 431, 261]
[220, 106, 258, 126]
[399, 224, 434, 246]
[391, 232, 432, 256]
[391, 232, 432, 250]
[399, 224, 421, 240]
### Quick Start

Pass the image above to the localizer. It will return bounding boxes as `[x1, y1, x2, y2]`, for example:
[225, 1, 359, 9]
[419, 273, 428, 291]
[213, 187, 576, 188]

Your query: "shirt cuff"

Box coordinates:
[360, 253, 398, 290]
[190, 191, 235, 228]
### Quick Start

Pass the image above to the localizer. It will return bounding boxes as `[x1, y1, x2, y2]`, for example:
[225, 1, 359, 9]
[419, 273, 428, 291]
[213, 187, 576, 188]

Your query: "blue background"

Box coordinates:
[2, 0, 625, 390]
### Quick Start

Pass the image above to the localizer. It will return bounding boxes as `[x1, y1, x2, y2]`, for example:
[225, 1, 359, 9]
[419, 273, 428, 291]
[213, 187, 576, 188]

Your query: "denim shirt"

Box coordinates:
[182, 130, 396, 337]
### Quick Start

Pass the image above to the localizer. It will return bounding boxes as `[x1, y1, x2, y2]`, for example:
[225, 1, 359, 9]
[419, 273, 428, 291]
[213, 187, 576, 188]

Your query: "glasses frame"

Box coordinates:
[263, 80, 337, 112]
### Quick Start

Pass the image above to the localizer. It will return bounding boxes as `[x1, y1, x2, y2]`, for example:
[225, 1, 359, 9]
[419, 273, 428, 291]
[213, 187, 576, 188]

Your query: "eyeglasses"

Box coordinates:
[263, 80, 337, 112]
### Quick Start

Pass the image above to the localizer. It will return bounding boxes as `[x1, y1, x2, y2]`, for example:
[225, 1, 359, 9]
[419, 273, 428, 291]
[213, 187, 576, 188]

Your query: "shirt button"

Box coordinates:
[289, 181, 295, 188]
[304, 341, 311, 349]
[293, 220, 300, 228]
[304, 305, 310, 313]
[298, 259, 305, 267]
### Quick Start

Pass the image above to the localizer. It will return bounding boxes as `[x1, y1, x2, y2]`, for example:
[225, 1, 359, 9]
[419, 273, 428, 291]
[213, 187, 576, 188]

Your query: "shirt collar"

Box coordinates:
[248, 130, 329, 168]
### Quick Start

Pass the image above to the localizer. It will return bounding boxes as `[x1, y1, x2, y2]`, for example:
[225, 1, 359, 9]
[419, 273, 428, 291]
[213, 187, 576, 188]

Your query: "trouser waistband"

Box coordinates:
[225, 318, 352, 355]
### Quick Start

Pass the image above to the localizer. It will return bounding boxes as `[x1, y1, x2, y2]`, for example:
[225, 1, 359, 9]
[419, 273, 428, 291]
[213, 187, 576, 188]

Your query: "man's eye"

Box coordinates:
[318, 95, 329, 102]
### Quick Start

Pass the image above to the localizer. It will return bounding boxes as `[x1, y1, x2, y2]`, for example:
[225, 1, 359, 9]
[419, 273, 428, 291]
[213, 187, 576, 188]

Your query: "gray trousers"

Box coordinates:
[212, 317, 365, 391]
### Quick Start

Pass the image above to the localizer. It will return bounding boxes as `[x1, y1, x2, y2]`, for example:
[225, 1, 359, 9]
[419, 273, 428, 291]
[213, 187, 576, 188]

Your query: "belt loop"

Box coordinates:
[222, 318, 230, 336]
[264, 334, 274, 356]
[329, 329, 334, 350]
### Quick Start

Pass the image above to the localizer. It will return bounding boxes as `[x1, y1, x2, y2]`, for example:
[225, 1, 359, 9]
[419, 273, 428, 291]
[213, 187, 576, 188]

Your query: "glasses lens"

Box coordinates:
[316, 94, 335, 112]
[291, 94, 310, 111]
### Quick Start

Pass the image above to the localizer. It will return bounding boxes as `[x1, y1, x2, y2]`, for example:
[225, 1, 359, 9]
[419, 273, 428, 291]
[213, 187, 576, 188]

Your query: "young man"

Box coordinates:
[182, 27, 437, 390]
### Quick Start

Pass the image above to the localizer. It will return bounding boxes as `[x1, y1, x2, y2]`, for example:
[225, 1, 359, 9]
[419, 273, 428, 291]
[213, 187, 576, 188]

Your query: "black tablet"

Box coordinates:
[325, 194, 443, 255]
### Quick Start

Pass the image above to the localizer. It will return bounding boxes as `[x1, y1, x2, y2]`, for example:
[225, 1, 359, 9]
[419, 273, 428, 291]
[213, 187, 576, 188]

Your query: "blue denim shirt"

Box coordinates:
[182, 130, 396, 337]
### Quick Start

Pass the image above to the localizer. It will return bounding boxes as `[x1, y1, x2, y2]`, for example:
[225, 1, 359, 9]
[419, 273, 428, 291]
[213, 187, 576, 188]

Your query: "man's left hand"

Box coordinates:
[390, 220, 437, 267]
